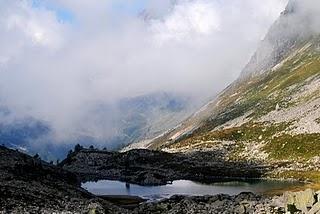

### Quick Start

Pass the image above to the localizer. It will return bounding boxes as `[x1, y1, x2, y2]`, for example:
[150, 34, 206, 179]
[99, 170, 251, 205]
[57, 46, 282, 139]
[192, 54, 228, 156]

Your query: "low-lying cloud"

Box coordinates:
[0, 0, 288, 144]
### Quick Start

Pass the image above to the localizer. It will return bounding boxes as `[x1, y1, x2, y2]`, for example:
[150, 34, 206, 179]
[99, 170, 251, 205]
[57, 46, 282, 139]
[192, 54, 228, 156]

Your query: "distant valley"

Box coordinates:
[0, 92, 201, 160]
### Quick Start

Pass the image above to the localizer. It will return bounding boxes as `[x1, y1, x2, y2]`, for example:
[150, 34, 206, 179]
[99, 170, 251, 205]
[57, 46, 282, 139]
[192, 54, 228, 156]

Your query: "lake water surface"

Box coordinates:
[82, 179, 301, 201]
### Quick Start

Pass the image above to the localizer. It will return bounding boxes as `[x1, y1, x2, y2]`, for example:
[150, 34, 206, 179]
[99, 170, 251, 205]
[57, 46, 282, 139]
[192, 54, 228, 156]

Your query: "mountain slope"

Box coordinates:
[240, 0, 313, 77]
[137, 0, 320, 182]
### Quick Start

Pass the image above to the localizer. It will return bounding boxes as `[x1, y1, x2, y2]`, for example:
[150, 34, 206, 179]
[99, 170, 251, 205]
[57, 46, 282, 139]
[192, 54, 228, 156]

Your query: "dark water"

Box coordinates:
[82, 180, 301, 201]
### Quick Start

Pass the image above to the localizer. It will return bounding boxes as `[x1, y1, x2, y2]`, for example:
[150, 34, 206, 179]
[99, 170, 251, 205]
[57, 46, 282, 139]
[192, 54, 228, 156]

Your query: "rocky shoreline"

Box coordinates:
[130, 187, 320, 214]
[133, 193, 285, 214]
[60, 148, 272, 186]
[1, 145, 318, 213]
[4, 190, 319, 214]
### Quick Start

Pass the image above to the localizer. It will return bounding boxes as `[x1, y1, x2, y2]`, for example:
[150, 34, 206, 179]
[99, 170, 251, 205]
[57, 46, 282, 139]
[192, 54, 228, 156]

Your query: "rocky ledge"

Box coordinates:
[60, 148, 272, 185]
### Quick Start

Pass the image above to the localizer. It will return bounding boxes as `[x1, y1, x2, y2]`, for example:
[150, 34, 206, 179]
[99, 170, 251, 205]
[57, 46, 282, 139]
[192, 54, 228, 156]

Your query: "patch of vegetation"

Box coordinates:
[277, 170, 320, 183]
[228, 142, 246, 161]
[315, 118, 320, 124]
[298, 88, 320, 104]
[243, 51, 320, 118]
[168, 122, 291, 150]
[264, 133, 320, 160]
[208, 122, 290, 142]
[205, 103, 253, 131]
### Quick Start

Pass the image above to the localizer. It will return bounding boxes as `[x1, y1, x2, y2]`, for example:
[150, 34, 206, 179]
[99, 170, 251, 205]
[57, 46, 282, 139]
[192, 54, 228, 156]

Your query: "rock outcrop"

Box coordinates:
[60, 148, 270, 186]
[0, 145, 127, 213]
[284, 189, 320, 214]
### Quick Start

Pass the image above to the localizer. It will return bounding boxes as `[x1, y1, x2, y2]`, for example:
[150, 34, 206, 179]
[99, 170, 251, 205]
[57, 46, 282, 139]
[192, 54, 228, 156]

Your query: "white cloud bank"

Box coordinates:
[0, 0, 288, 143]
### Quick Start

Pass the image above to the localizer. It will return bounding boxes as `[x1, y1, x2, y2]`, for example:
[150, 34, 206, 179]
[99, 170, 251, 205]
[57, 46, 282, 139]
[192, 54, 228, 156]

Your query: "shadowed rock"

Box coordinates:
[60, 148, 271, 186]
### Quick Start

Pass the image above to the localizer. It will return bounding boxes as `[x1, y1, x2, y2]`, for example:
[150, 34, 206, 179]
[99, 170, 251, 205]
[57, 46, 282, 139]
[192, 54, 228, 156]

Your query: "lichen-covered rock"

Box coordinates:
[87, 202, 104, 214]
[284, 189, 320, 213]
[307, 202, 320, 214]
[294, 189, 315, 212]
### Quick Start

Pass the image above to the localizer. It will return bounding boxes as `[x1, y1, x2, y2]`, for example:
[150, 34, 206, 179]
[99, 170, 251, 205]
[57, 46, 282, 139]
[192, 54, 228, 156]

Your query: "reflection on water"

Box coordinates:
[82, 179, 301, 200]
[125, 182, 131, 194]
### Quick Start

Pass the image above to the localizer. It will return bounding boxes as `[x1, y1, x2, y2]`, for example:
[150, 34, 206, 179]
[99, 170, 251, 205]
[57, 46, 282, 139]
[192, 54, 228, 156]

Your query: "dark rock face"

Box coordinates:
[60, 149, 271, 186]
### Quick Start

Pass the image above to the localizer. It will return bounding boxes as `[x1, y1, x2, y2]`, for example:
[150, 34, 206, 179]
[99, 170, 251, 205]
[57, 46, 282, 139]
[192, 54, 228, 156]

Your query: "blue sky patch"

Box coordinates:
[31, 0, 74, 23]
[111, 0, 148, 15]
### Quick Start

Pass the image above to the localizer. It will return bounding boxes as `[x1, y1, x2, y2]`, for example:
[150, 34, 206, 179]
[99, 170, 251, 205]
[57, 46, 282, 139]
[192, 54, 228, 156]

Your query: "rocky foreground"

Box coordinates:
[133, 189, 320, 213]
[1, 145, 320, 213]
[0, 145, 127, 213]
